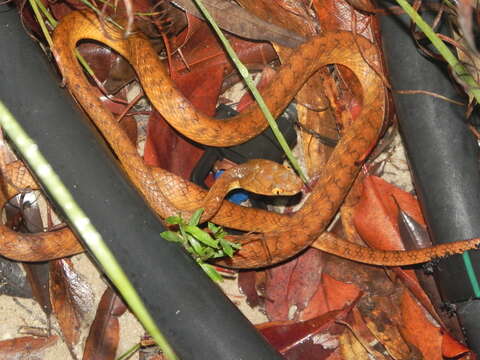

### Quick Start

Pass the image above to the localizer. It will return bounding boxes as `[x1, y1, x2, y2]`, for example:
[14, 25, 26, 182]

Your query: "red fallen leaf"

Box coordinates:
[264, 248, 325, 321]
[77, 43, 136, 93]
[313, 0, 376, 38]
[171, 14, 205, 56]
[83, 287, 127, 360]
[442, 332, 471, 358]
[401, 289, 444, 359]
[354, 175, 425, 251]
[0, 335, 58, 359]
[44, 0, 88, 20]
[300, 274, 361, 321]
[258, 298, 358, 358]
[400, 289, 470, 359]
[353, 176, 445, 325]
[50, 259, 94, 347]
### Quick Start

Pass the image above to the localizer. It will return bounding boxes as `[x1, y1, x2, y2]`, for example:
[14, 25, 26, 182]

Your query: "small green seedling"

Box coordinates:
[161, 209, 241, 282]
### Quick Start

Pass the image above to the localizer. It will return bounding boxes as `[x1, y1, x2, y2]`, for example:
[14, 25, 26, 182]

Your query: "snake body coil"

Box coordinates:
[0, 10, 478, 267]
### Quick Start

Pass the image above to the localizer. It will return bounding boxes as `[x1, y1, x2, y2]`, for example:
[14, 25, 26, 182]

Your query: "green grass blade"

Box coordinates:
[0, 101, 178, 360]
[190, 0, 308, 183]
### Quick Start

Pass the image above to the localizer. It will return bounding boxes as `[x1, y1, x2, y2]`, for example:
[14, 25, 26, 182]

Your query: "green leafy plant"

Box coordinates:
[161, 209, 241, 282]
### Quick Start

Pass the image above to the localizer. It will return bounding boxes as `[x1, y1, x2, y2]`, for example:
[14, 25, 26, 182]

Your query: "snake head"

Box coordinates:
[237, 159, 303, 196]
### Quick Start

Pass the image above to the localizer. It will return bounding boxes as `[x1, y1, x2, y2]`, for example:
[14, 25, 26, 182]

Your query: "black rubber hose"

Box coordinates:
[0, 5, 282, 359]
[378, 1, 480, 353]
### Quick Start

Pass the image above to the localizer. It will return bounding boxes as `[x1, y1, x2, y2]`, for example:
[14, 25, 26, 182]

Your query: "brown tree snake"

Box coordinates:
[0, 10, 478, 267]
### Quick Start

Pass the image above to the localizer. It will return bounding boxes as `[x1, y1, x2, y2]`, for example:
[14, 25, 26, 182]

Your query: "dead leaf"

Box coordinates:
[264, 248, 325, 321]
[50, 258, 94, 346]
[397, 205, 431, 250]
[0, 335, 58, 359]
[83, 287, 126, 360]
[442, 331, 471, 358]
[171, 17, 276, 74]
[354, 175, 425, 251]
[237, 271, 262, 308]
[359, 292, 417, 360]
[258, 300, 358, 358]
[236, 0, 319, 37]
[300, 273, 361, 321]
[0, 258, 32, 298]
[400, 289, 442, 359]
[142, 63, 223, 178]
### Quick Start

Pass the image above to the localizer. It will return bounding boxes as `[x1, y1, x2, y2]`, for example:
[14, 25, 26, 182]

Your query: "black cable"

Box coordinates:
[379, 1, 480, 353]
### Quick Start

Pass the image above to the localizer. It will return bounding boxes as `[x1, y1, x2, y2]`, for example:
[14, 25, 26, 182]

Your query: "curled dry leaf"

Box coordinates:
[237, 271, 262, 308]
[83, 287, 127, 360]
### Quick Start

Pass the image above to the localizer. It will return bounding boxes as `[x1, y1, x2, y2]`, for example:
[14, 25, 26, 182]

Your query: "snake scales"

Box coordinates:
[0, 10, 478, 267]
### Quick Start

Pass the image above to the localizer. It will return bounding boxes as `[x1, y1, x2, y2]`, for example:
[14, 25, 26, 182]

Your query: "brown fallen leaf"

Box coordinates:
[338, 327, 372, 360]
[172, 0, 306, 47]
[0, 335, 58, 359]
[344, 0, 377, 13]
[50, 258, 94, 347]
[237, 270, 262, 308]
[347, 307, 389, 359]
[358, 292, 417, 360]
[3, 193, 54, 317]
[83, 287, 127, 360]
[236, 0, 319, 37]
